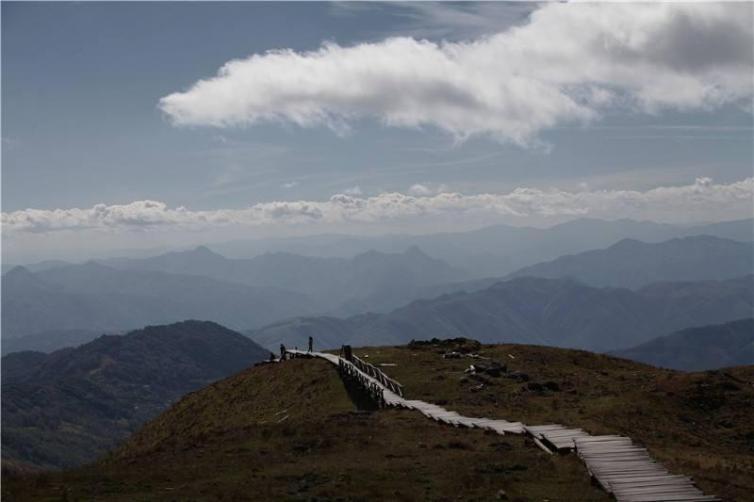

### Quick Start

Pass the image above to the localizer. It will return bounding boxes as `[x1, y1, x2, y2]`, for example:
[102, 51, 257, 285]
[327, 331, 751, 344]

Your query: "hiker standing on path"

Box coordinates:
[280, 343, 286, 361]
[308, 336, 313, 353]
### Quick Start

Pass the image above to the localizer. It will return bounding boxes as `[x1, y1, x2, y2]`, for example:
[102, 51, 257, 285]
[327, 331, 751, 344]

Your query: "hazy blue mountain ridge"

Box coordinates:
[213, 218, 754, 278]
[1, 328, 109, 356]
[612, 319, 754, 371]
[1, 263, 319, 339]
[97, 245, 467, 315]
[506, 236, 753, 289]
[250, 275, 754, 353]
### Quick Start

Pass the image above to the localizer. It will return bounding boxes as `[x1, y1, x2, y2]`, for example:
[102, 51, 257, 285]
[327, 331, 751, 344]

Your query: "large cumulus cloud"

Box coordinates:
[3, 177, 752, 234]
[159, 2, 753, 144]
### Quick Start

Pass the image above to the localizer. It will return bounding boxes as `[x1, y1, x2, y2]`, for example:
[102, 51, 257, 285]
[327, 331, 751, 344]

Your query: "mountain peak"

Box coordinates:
[5, 265, 33, 278]
[190, 245, 222, 257]
[2, 266, 47, 287]
[609, 237, 644, 248]
[159, 245, 226, 262]
[404, 245, 428, 257]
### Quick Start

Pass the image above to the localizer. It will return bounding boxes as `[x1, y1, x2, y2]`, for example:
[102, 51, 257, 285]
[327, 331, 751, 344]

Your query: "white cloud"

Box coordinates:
[343, 185, 363, 195]
[3, 177, 752, 235]
[160, 2, 752, 144]
[408, 184, 432, 196]
[408, 183, 449, 196]
[282, 181, 299, 189]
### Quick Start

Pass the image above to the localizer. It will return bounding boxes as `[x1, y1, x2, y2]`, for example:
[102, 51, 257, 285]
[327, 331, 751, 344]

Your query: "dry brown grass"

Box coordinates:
[358, 343, 754, 501]
[5, 344, 752, 501]
[3, 358, 606, 501]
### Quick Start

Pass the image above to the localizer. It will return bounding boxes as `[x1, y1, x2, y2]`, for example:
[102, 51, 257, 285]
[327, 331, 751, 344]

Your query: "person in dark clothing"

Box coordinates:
[280, 343, 286, 360]
[308, 336, 313, 353]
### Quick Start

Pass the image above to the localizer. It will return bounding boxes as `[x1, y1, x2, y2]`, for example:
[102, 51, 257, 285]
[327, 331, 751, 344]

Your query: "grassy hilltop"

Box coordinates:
[4, 341, 753, 501]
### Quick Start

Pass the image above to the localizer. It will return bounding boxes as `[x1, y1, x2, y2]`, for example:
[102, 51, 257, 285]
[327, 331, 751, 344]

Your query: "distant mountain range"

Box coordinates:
[1, 263, 318, 339]
[97, 245, 466, 315]
[1, 321, 269, 469]
[507, 235, 753, 289]
[250, 275, 754, 352]
[7, 218, 750, 280]
[1, 259, 70, 275]
[212, 217, 754, 278]
[613, 319, 754, 371]
[4, 219, 752, 355]
[1, 328, 109, 356]
[1, 247, 465, 352]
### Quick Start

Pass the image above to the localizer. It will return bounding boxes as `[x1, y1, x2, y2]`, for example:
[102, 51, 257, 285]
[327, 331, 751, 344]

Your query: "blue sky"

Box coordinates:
[2, 2, 753, 262]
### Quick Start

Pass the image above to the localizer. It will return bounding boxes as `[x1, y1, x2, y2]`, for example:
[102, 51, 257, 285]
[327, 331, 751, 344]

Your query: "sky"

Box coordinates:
[2, 1, 753, 263]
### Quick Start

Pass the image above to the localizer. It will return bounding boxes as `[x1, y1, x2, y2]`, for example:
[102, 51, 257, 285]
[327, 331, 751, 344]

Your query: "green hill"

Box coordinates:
[4, 341, 752, 501]
[1, 321, 270, 470]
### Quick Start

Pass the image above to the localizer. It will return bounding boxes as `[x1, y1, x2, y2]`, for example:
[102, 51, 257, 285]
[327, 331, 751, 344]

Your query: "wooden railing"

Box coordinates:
[337, 358, 387, 407]
[348, 354, 404, 397]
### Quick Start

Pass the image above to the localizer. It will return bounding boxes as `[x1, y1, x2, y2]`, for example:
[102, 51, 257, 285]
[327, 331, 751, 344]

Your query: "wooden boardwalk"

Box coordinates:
[285, 350, 718, 502]
[575, 436, 720, 502]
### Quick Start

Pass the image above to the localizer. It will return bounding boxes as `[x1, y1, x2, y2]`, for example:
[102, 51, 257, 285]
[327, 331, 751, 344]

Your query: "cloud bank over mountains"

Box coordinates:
[160, 2, 753, 144]
[4, 177, 752, 235]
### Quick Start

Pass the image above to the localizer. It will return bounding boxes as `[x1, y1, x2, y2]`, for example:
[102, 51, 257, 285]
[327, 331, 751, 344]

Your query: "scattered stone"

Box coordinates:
[466, 360, 506, 377]
[496, 489, 509, 500]
[470, 374, 491, 385]
[506, 371, 529, 382]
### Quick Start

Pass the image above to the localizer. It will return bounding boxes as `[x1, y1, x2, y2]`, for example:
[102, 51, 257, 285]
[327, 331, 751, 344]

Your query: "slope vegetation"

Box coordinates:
[3, 357, 606, 501]
[350, 342, 754, 501]
[6, 342, 753, 501]
[1, 321, 270, 469]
